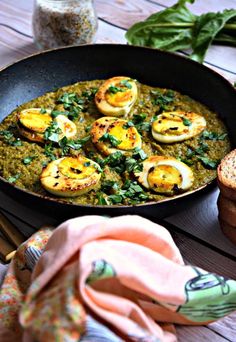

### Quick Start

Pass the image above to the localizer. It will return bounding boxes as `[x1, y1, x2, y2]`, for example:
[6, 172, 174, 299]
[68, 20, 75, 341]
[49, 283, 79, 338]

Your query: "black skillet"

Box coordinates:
[0, 44, 235, 220]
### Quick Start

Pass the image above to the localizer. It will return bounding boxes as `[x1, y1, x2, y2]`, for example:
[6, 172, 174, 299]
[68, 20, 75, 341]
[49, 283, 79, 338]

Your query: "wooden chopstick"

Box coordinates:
[0, 212, 25, 248]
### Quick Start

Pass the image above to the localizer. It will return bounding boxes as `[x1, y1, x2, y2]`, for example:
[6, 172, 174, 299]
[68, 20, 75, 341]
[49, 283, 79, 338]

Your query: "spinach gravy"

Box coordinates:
[0, 78, 230, 206]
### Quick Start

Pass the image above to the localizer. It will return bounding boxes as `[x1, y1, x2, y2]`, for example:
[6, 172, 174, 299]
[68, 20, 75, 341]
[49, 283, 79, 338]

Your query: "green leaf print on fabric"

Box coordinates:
[86, 259, 116, 284]
[177, 267, 236, 322]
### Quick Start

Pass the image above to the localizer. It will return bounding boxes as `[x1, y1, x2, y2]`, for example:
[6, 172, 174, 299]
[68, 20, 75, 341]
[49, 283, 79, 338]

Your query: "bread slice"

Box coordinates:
[217, 149, 236, 201]
[218, 218, 236, 245]
[217, 194, 236, 226]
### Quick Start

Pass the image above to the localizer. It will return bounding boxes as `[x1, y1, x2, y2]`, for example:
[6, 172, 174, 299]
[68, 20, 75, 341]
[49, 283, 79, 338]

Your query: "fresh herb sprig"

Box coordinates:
[99, 133, 122, 147]
[8, 173, 21, 183]
[125, 0, 236, 63]
[0, 130, 22, 146]
[98, 179, 148, 205]
[181, 141, 219, 169]
[58, 136, 90, 155]
[22, 156, 36, 165]
[57, 92, 84, 120]
[151, 90, 175, 113]
[200, 131, 227, 141]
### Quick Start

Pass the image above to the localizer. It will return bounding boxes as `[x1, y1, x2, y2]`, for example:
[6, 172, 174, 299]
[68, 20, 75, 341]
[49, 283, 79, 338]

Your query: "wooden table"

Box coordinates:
[0, 1, 236, 341]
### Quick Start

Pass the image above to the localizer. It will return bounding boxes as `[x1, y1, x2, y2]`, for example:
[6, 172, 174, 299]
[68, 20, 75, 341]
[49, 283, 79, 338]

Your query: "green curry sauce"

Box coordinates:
[0, 79, 230, 205]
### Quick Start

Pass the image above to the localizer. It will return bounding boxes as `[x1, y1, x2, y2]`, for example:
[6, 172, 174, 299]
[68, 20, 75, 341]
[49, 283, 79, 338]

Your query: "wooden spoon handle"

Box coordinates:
[0, 212, 25, 247]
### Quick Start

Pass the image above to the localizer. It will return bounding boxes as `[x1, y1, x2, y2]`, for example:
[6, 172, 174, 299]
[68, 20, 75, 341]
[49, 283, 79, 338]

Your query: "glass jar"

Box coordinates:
[33, 0, 98, 50]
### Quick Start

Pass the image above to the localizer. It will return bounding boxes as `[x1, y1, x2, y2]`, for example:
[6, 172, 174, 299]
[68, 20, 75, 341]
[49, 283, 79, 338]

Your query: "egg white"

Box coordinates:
[90, 116, 142, 156]
[40, 156, 101, 197]
[152, 111, 206, 143]
[95, 76, 138, 117]
[135, 155, 194, 194]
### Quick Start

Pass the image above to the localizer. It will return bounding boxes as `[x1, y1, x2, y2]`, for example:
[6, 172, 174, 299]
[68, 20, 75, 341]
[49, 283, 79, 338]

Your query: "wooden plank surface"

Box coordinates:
[0, 0, 236, 341]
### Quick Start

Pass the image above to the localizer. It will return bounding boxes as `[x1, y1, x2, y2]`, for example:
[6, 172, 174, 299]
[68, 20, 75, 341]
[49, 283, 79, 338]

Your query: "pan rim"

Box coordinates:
[0, 44, 235, 209]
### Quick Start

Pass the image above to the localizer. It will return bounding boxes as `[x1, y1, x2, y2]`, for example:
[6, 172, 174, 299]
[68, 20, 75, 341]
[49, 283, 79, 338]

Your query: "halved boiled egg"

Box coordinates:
[135, 155, 194, 194]
[18, 108, 77, 143]
[90, 117, 142, 155]
[152, 111, 206, 143]
[95, 76, 138, 117]
[40, 155, 101, 197]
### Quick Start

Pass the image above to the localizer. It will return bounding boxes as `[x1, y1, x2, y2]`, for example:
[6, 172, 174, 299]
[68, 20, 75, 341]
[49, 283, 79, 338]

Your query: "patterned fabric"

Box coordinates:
[0, 215, 236, 342]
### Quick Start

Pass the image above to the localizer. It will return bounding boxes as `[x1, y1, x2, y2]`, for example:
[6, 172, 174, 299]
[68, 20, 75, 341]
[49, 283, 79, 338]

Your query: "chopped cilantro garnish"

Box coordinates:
[8, 173, 21, 183]
[132, 113, 147, 123]
[123, 121, 134, 129]
[97, 193, 108, 205]
[108, 85, 125, 94]
[0, 130, 22, 146]
[108, 194, 123, 204]
[44, 143, 56, 161]
[22, 156, 35, 165]
[57, 92, 84, 120]
[120, 79, 132, 89]
[40, 108, 47, 114]
[130, 114, 150, 134]
[182, 117, 192, 126]
[58, 136, 90, 155]
[201, 131, 227, 141]
[101, 180, 119, 193]
[85, 125, 92, 133]
[125, 157, 142, 172]
[197, 156, 219, 169]
[151, 89, 175, 113]
[82, 87, 98, 100]
[84, 161, 91, 167]
[99, 133, 121, 147]
[178, 157, 194, 166]
[51, 110, 69, 118]
[133, 147, 147, 161]
[44, 121, 62, 143]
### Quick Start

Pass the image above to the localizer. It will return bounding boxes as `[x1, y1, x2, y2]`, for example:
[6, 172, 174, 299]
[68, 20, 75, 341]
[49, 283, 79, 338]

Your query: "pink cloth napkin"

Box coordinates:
[0, 215, 236, 342]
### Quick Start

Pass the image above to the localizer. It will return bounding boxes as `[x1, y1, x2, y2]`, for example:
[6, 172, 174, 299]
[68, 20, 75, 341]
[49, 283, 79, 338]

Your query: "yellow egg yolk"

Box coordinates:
[108, 121, 141, 150]
[147, 164, 182, 193]
[105, 87, 134, 108]
[20, 112, 52, 133]
[58, 157, 97, 180]
[153, 113, 189, 136]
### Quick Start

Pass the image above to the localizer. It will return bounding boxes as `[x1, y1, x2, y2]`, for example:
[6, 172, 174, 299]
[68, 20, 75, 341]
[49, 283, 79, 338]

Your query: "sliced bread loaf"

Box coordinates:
[217, 149, 236, 201]
[218, 218, 236, 245]
[217, 194, 236, 227]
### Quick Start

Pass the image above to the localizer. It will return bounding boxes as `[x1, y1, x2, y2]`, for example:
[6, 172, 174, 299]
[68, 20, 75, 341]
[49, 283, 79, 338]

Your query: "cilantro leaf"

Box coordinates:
[182, 117, 192, 126]
[22, 156, 35, 165]
[0, 130, 22, 146]
[8, 173, 21, 183]
[44, 121, 62, 143]
[151, 89, 175, 112]
[197, 156, 219, 169]
[201, 131, 227, 141]
[99, 133, 121, 147]
[44, 143, 57, 161]
[108, 86, 125, 94]
[120, 79, 132, 89]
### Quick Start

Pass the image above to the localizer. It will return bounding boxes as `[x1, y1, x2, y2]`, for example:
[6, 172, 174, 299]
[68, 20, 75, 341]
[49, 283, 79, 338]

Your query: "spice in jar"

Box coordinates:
[33, 0, 98, 49]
